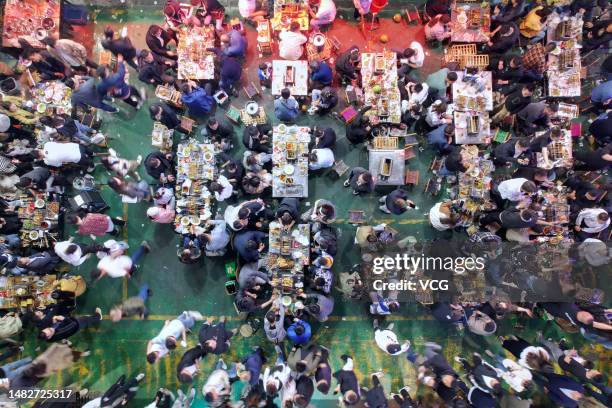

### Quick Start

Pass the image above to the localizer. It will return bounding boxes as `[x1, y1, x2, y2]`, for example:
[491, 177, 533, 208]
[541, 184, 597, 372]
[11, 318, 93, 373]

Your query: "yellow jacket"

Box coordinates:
[520, 6, 544, 38]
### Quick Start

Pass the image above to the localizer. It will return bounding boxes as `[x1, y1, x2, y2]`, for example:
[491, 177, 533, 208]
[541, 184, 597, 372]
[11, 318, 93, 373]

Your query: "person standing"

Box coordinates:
[38, 308, 102, 342]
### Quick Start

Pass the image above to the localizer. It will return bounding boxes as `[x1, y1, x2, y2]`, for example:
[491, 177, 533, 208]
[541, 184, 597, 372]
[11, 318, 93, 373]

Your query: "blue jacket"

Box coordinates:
[71, 77, 116, 112]
[311, 62, 333, 86]
[181, 86, 214, 117]
[591, 80, 612, 104]
[98, 62, 129, 99]
[224, 30, 247, 58]
[234, 230, 266, 262]
[287, 320, 311, 345]
[274, 97, 300, 122]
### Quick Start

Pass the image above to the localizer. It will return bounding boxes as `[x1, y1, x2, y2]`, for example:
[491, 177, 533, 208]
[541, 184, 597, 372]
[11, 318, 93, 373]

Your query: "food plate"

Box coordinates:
[245, 101, 259, 115]
[203, 152, 213, 161]
[283, 164, 295, 175]
[277, 124, 287, 133]
[457, 13, 468, 24]
[29, 231, 39, 240]
[34, 199, 45, 208]
[181, 216, 190, 226]
[36, 104, 47, 113]
[281, 295, 292, 306]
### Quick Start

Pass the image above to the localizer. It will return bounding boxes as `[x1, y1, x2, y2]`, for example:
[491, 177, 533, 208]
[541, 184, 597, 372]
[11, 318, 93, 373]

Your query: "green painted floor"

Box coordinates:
[7, 4, 609, 407]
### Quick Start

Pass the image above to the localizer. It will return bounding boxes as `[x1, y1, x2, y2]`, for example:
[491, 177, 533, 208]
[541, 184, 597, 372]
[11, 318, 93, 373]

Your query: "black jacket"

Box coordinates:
[146, 26, 177, 60]
[145, 151, 173, 180]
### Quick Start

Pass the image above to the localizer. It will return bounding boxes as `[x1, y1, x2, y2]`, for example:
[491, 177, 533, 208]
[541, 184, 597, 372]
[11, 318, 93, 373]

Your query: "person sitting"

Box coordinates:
[343, 167, 374, 195]
[335, 46, 360, 84]
[279, 22, 307, 61]
[308, 148, 334, 171]
[492, 0, 525, 24]
[242, 124, 272, 154]
[274, 88, 300, 122]
[493, 137, 531, 167]
[522, 43, 556, 80]
[180, 81, 214, 118]
[427, 123, 454, 154]
[238, 0, 269, 23]
[145, 150, 175, 183]
[204, 117, 234, 152]
[146, 25, 177, 61]
[309, 61, 333, 89]
[485, 22, 519, 55]
[220, 29, 247, 59]
[234, 230, 267, 262]
[137, 50, 175, 86]
[519, 6, 552, 43]
[346, 106, 376, 144]
[315, 87, 338, 116]
[313, 127, 336, 149]
[308, 0, 337, 29]
[149, 103, 181, 130]
[424, 14, 451, 43]
[379, 189, 417, 214]
[241, 171, 271, 195]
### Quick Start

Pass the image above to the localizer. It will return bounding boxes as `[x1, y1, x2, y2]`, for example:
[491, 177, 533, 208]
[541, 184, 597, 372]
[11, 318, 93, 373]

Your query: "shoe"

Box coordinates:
[135, 373, 145, 382]
[139, 86, 146, 100]
[79, 389, 89, 397]
[454, 356, 463, 363]
[387, 323, 394, 331]
[352, 190, 360, 195]
[136, 155, 142, 165]
[86, 166, 95, 173]
[90, 134, 106, 145]
[379, 205, 391, 213]
[107, 107, 119, 114]
[81, 350, 91, 357]
[95, 307, 103, 319]
[343, 180, 350, 187]
[378, 196, 386, 203]
[136, 99, 144, 110]
[141, 241, 151, 253]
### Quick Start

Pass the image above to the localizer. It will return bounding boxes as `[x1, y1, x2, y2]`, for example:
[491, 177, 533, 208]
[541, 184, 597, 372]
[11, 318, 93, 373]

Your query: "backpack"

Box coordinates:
[0, 313, 22, 339]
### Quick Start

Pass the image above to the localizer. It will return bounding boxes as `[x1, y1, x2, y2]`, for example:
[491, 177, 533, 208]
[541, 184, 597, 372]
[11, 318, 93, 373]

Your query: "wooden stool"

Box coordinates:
[178, 116, 195, 134]
[243, 82, 261, 99]
[404, 5, 421, 25]
[404, 145, 416, 160]
[225, 105, 242, 124]
[348, 210, 365, 224]
[405, 170, 419, 187]
[332, 160, 350, 178]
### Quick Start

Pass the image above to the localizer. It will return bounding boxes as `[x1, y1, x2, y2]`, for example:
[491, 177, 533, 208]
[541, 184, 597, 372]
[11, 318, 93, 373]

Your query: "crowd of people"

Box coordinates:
[0, 0, 609, 406]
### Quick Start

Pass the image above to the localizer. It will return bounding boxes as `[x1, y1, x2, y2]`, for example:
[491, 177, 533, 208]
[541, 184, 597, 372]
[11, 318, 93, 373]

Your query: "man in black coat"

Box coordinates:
[198, 317, 235, 355]
[146, 25, 177, 61]
[145, 150, 175, 183]
[149, 103, 181, 130]
[38, 308, 102, 342]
